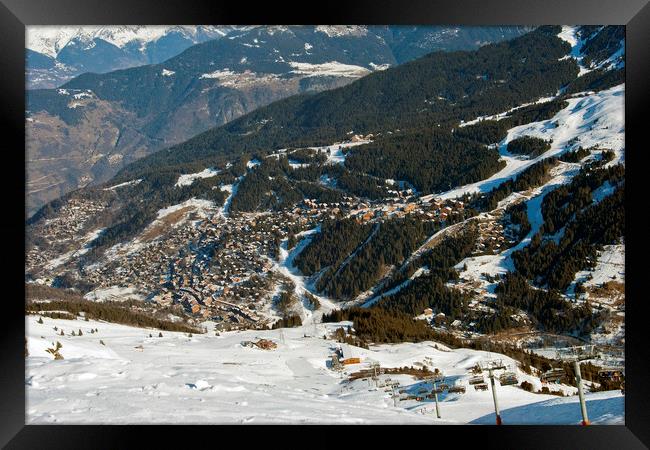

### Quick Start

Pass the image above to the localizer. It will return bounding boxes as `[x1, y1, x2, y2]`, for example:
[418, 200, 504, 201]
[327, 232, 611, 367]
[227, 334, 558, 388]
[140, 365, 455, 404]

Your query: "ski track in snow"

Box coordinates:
[333, 223, 380, 278]
[362, 267, 430, 308]
[219, 177, 242, 218]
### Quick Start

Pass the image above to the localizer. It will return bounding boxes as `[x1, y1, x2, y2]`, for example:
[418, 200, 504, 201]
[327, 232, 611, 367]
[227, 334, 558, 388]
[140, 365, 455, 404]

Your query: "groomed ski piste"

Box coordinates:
[440, 82, 624, 300]
[26, 315, 623, 424]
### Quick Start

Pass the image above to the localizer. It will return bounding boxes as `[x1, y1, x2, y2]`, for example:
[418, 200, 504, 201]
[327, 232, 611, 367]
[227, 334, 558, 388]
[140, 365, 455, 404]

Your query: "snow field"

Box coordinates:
[26, 315, 623, 424]
[174, 168, 220, 187]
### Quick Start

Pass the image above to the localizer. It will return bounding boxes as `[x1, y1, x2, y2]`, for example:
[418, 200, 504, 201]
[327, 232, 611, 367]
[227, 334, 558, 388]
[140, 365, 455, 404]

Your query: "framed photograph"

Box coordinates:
[3, 0, 648, 447]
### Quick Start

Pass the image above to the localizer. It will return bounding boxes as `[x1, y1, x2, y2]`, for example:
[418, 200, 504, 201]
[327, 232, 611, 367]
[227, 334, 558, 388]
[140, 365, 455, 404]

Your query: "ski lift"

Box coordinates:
[499, 371, 518, 386]
[426, 370, 445, 383]
[479, 359, 505, 371]
[468, 375, 485, 385]
[598, 369, 624, 382]
[540, 368, 565, 384]
[448, 385, 466, 394]
[474, 383, 489, 391]
[555, 345, 598, 361]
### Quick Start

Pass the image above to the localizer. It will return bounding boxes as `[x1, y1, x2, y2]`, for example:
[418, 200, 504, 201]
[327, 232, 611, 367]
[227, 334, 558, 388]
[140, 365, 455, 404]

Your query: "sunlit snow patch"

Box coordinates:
[289, 61, 370, 78]
[175, 168, 220, 187]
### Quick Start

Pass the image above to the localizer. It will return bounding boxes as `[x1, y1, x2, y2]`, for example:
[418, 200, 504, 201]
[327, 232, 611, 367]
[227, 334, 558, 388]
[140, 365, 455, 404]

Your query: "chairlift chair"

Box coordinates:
[470, 364, 483, 375]
[427, 372, 445, 383]
[598, 369, 623, 382]
[555, 345, 598, 361]
[499, 371, 518, 386]
[448, 385, 466, 394]
[468, 375, 485, 385]
[540, 367, 565, 384]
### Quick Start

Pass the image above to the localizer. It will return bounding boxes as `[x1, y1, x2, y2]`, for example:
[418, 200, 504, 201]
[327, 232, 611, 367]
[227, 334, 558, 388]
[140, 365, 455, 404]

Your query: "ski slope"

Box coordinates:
[439, 83, 624, 200]
[448, 84, 624, 299]
[454, 162, 580, 286]
[268, 228, 340, 324]
[175, 168, 220, 187]
[26, 315, 623, 424]
[557, 25, 593, 76]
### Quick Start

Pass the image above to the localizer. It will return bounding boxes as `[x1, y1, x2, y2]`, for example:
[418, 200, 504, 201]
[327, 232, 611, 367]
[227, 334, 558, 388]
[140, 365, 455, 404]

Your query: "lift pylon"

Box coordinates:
[554, 345, 600, 426]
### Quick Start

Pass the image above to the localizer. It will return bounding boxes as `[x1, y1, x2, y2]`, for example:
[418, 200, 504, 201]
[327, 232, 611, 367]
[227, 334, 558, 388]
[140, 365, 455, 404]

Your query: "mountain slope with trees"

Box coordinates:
[26, 25, 532, 216]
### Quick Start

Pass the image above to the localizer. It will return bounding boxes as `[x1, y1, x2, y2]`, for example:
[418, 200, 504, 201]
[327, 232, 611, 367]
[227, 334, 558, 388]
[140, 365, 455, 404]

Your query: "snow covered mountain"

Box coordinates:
[26, 25, 531, 215]
[27, 26, 233, 58]
[26, 26, 244, 89]
[26, 26, 625, 341]
[25, 26, 626, 425]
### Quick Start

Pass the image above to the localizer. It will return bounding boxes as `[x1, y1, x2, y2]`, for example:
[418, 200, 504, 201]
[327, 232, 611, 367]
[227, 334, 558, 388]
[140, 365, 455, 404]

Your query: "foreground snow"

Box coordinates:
[26, 316, 623, 424]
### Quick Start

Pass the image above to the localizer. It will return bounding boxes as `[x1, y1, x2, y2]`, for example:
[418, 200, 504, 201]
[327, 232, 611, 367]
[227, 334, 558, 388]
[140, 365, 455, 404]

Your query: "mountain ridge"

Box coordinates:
[26, 25, 533, 215]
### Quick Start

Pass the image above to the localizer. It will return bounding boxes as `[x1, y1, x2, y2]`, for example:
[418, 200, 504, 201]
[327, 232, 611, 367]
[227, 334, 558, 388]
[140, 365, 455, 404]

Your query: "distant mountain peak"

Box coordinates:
[27, 25, 239, 58]
[315, 25, 369, 38]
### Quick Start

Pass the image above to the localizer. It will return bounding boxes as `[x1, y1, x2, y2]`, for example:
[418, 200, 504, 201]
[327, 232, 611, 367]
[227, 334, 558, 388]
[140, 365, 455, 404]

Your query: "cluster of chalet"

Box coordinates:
[26, 198, 108, 270]
[346, 196, 466, 224]
[473, 216, 516, 255]
[26, 168, 477, 335]
[87, 211, 301, 327]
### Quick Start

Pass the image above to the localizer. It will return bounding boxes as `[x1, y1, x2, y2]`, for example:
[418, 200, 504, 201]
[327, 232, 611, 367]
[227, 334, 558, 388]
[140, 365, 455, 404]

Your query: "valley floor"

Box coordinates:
[26, 315, 623, 424]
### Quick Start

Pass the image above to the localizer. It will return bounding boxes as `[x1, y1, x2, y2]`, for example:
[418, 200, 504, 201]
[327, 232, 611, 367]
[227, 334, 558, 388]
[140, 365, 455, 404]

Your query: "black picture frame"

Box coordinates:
[3, 0, 648, 447]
